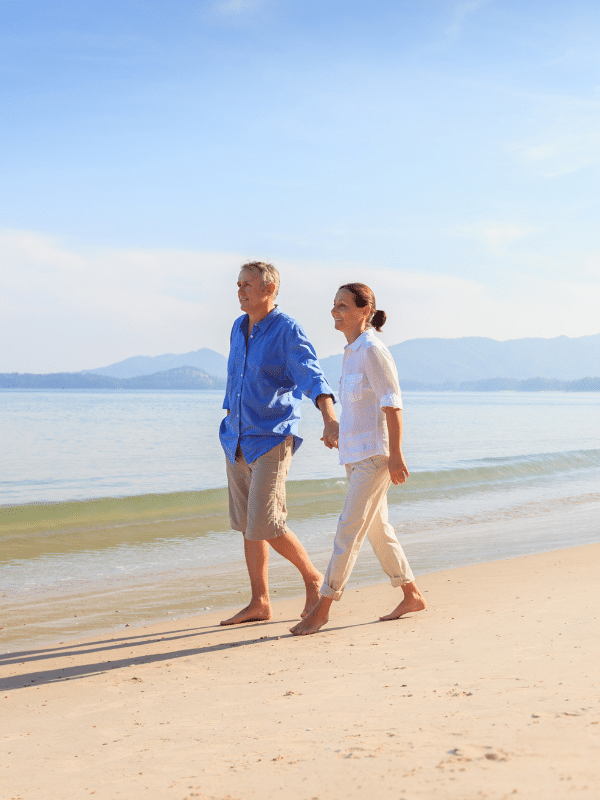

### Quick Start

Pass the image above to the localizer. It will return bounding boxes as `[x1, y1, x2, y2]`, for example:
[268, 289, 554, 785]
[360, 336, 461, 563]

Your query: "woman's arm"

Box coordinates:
[383, 407, 409, 485]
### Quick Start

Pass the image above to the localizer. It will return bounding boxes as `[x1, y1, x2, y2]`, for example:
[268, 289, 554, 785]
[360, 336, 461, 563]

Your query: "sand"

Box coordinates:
[2, 542, 599, 799]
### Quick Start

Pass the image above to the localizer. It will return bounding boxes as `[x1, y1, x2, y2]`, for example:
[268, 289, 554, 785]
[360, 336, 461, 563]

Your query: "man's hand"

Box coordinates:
[321, 420, 339, 449]
[316, 394, 339, 449]
[388, 453, 409, 485]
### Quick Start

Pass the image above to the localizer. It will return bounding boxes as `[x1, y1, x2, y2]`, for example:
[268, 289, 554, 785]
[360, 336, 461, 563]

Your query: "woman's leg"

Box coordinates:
[290, 458, 381, 635]
[290, 455, 426, 633]
[366, 455, 415, 586]
[365, 456, 426, 620]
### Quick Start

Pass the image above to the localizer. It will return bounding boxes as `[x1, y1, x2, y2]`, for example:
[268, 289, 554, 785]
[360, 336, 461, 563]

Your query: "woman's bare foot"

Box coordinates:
[290, 597, 332, 635]
[300, 574, 323, 618]
[379, 582, 427, 621]
[220, 599, 272, 626]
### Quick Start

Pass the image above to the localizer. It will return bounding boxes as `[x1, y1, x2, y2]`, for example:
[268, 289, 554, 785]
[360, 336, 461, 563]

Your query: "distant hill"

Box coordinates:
[83, 348, 228, 380]
[320, 333, 600, 387]
[5, 333, 600, 392]
[0, 366, 226, 390]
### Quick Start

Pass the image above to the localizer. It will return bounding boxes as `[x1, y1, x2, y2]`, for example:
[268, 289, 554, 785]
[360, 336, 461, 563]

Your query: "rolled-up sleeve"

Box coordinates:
[363, 343, 402, 410]
[285, 323, 335, 406]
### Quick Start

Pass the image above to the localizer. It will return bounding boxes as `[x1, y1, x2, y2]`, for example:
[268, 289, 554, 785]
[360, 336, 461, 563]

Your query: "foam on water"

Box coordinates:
[3, 447, 599, 541]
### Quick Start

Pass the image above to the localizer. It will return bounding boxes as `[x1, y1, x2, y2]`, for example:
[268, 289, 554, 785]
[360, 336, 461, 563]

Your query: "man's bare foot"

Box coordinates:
[290, 597, 331, 635]
[379, 584, 427, 621]
[300, 574, 323, 618]
[220, 600, 272, 626]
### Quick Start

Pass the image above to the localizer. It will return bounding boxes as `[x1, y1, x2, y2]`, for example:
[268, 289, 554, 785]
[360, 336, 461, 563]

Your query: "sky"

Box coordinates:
[2, 0, 600, 373]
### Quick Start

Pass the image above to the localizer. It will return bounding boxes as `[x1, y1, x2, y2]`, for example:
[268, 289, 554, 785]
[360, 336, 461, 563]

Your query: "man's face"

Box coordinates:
[237, 268, 272, 316]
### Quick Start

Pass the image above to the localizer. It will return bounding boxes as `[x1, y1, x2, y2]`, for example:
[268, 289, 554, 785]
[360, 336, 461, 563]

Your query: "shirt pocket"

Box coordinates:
[343, 372, 364, 402]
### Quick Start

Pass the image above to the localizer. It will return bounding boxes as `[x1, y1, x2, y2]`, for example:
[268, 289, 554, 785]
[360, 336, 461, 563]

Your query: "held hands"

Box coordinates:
[316, 394, 339, 449]
[321, 420, 339, 449]
[388, 452, 409, 485]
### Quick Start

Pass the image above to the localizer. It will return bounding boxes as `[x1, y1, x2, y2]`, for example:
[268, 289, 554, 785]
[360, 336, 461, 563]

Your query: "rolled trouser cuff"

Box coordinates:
[320, 582, 344, 601]
[390, 574, 415, 588]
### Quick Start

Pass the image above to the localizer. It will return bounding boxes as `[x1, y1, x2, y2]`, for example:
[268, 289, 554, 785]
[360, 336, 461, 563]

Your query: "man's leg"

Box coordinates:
[220, 538, 272, 625]
[221, 438, 322, 624]
[221, 448, 273, 625]
[268, 530, 323, 617]
[248, 437, 321, 618]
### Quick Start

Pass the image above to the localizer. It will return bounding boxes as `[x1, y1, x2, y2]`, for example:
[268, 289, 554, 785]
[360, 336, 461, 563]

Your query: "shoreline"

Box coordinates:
[2, 542, 599, 798]
[3, 496, 600, 653]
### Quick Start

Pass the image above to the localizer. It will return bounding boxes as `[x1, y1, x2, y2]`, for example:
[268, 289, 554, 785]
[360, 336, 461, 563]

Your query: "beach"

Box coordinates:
[2, 541, 599, 799]
[2, 389, 599, 797]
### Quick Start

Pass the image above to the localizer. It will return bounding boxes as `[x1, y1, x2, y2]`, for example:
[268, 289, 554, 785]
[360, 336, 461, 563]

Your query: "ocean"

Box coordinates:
[2, 389, 600, 650]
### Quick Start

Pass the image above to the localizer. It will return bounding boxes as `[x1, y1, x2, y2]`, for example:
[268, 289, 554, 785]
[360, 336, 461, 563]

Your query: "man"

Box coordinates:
[219, 261, 338, 626]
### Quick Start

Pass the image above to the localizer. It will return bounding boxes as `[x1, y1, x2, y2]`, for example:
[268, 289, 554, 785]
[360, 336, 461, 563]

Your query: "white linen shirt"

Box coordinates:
[338, 328, 403, 466]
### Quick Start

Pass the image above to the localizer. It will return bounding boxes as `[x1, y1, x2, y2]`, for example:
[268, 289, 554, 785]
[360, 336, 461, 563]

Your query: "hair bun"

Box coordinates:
[371, 309, 386, 331]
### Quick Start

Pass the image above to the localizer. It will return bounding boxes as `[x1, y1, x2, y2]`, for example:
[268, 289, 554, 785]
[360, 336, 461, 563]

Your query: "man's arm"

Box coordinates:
[316, 393, 339, 449]
[383, 407, 409, 485]
[282, 322, 338, 448]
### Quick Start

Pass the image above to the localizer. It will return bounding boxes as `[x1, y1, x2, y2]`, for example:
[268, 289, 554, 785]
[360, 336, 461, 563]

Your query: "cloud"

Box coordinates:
[212, 0, 265, 17]
[1, 229, 599, 374]
[0, 229, 246, 372]
[508, 86, 600, 177]
[445, 0, 492, 40]
[514, 128, 600, 177]
[454, 221, 532, 253]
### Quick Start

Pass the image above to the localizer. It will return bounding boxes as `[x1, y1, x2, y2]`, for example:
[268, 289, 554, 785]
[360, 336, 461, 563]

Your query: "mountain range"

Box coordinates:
[320, 333, 600, 388]
[84, 333, 600, 387]
[3, 333, 599, 391]
[84, 348, 228, 380]
[0, 366, 225, 390]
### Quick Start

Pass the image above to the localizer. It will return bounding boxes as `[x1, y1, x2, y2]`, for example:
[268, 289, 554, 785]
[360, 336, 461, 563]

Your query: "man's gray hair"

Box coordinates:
[241, 261, 280, 298]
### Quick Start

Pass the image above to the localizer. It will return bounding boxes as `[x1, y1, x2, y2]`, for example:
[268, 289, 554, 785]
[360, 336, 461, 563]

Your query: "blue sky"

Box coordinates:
[2, 0, 600, 372]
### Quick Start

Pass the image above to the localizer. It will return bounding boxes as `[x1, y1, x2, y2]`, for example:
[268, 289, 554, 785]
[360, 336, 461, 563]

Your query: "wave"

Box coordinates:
[404, 448, 600, 491]
[2, 449, 599, 541]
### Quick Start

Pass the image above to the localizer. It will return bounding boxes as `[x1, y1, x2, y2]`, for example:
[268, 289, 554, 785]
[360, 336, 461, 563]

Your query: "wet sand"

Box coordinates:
[1, 542, 599, 799]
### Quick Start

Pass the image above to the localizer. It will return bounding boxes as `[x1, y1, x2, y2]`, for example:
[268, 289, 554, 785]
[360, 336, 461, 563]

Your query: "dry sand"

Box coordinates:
[2, 542, 599, 799]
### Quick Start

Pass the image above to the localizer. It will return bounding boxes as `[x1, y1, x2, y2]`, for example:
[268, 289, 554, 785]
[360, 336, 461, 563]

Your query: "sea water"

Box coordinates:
[1, 389, 600, 650]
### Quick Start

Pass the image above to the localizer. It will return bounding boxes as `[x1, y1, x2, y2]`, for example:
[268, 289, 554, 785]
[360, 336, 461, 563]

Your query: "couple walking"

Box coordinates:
[219, 261, 425, 635]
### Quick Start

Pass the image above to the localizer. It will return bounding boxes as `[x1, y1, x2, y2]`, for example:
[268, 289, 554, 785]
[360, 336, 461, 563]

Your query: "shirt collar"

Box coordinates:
[240, 305, 281, 335]
[345, 327, 374, 352]
[258, 305, 281, 330]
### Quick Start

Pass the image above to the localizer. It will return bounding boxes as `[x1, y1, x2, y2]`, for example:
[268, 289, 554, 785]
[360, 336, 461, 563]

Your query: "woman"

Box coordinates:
[290, 283, 426, 635]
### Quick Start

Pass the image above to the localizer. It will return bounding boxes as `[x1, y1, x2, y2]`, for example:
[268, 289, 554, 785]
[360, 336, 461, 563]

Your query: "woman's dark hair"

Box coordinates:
[338, 283, 387, 331]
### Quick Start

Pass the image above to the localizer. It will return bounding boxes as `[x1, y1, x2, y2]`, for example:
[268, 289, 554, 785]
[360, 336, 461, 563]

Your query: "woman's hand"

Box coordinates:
[388, 453, 409, 485]
[383, 407, 408, 484]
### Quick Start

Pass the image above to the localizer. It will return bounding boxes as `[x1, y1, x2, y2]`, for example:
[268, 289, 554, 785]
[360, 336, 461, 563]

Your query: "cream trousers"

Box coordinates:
[321, 454, 415, 601]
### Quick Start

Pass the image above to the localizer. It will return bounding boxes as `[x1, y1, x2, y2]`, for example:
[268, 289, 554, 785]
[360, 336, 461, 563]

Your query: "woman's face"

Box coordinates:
[331, 289, 371, 338]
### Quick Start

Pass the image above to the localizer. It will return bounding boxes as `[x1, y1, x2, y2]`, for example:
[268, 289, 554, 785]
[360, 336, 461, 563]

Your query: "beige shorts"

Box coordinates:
[225, 436, 294, 540]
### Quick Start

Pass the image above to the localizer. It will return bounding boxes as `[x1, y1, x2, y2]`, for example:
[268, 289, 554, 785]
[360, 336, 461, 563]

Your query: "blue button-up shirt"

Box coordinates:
[219, 307, 334, 465]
